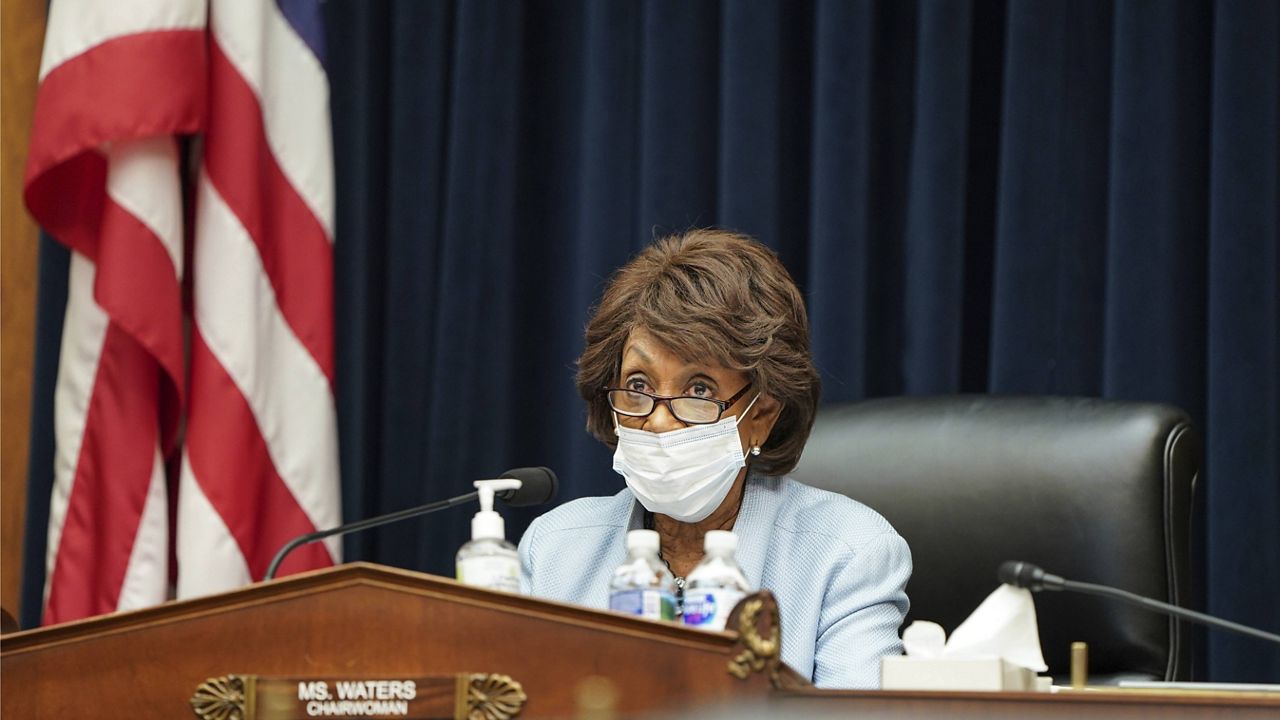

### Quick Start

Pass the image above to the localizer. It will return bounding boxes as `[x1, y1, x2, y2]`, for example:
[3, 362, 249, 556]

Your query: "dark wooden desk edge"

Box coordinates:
[773, 687, 1280, 708]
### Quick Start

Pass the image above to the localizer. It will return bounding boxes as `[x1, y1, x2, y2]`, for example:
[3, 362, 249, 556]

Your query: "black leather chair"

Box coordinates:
[791, 395, 1199, 681]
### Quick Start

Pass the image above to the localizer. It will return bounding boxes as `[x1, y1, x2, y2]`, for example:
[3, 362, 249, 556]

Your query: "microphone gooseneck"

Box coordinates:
[264, 467, 559, 581]
[263, 490, 478, 581]
[999, 560, 1280, 646]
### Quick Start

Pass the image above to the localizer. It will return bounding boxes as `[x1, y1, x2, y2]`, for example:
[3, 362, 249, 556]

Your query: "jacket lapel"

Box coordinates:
[732, 472, 782, 592]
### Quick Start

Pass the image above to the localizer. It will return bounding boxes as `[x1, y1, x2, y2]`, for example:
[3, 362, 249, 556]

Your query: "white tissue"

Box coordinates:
[902, 620, 948, 658]
[903, 584, 1048, 672]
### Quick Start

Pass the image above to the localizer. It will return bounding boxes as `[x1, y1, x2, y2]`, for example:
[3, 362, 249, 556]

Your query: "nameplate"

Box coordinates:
[190, 673, 527, 720]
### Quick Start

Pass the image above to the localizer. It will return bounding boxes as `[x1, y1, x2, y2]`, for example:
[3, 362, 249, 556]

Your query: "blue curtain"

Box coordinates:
[323, 0, 1279, 680]
[22, 0, 1278, 682]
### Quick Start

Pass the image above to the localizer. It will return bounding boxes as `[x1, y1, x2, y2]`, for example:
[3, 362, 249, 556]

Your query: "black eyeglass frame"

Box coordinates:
[601, 382, 754, 425]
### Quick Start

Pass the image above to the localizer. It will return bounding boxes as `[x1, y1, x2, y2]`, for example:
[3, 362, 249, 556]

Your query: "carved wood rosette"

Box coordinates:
[190, 674, 255, 720]
[456, 673, 528, 720]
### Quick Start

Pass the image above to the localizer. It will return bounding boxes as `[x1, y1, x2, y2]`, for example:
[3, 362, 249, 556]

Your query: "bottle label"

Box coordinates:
[682, 589, 746, 631]
[609, 589, 675, 621]
[457, 556, 520, 593]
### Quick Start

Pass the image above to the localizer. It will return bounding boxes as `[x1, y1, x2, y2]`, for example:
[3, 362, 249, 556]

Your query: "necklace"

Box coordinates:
[644, 510, 685, 615]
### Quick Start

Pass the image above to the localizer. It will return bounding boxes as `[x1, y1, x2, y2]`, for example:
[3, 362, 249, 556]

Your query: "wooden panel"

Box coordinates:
[6, 563, 1276, 719]
[1, 564, 783, 718]
[0, 0, 47, 623]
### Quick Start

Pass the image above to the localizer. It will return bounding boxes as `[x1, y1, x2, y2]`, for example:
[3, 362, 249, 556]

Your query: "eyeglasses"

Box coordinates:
[602, 382, 753, 425]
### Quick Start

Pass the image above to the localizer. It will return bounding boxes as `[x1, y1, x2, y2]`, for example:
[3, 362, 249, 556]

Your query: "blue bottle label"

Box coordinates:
[682, 589, 746, 631]
[609, 589, 675, 621]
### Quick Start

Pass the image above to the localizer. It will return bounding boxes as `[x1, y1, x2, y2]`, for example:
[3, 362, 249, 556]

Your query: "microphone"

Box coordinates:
[489, 466, 559, 506]
[998, 560, 1066, 592]
[998, 560, 1280, 645]
[264, 467, 558, 581]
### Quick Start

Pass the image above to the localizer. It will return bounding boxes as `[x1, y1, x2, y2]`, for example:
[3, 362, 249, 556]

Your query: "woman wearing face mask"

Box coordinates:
[518, 229, 910, 689]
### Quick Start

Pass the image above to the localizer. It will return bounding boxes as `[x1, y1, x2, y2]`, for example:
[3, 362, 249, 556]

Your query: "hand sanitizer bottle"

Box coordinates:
[682, 530, 750, 630]
[456, 478, 522, 593]
[608, 529, 676, 621]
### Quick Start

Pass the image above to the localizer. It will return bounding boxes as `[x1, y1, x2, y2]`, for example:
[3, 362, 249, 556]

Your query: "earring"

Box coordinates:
[750, 446, 762, 456]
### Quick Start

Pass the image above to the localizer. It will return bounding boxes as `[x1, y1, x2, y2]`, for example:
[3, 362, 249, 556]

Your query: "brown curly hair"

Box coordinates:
[576, 228, 821, 476]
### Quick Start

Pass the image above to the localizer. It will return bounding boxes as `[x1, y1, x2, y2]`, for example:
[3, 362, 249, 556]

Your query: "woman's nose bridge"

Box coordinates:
[642, 397, 685, 432]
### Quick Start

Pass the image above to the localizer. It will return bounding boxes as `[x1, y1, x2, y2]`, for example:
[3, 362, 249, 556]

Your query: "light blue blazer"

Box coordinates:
[517, 472, 911, 689]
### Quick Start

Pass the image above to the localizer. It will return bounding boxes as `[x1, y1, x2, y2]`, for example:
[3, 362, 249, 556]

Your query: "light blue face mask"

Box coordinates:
[611, 393, 760, 522]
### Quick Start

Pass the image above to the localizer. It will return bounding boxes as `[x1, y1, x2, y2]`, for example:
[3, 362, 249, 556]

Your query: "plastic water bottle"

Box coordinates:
[682, 530, 750, 631]
[609, 529, 677, 621]
[456, 479, 522, 593]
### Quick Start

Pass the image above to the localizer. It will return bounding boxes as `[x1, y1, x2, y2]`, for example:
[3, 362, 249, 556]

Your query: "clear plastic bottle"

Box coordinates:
[456, 479, 521, 593]
[682, 530, 750, 631]
[608, 529, 677, 621]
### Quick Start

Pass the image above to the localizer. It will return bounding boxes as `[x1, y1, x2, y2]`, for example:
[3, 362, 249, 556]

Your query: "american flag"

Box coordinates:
[24, 0, 341, 624]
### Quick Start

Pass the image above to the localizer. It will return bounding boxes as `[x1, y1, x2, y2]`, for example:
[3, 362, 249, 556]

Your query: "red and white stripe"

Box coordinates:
[27, 0, 341, 621]
[176, 0, 340, 598]
[25, 0, 205, 624]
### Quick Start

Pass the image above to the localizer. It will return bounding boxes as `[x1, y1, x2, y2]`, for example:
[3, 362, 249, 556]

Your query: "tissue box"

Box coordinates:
[881, 656, 1038, 691]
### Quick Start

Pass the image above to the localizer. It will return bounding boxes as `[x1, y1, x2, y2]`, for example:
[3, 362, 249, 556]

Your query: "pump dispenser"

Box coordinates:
[456, 479, 523, 593]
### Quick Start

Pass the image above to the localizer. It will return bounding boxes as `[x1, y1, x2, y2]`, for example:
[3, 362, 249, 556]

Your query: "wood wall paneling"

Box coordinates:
[1, 0, 48, 623]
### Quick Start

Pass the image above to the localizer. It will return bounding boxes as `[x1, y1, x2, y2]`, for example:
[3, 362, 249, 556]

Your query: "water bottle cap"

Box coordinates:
[703, 530, 737, 554]
[626, 529, 660, 554]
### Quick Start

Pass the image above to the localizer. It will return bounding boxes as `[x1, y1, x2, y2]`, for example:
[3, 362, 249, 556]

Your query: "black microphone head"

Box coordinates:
[497, 467, 558, 507]
[999, 560, 1046, 591]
